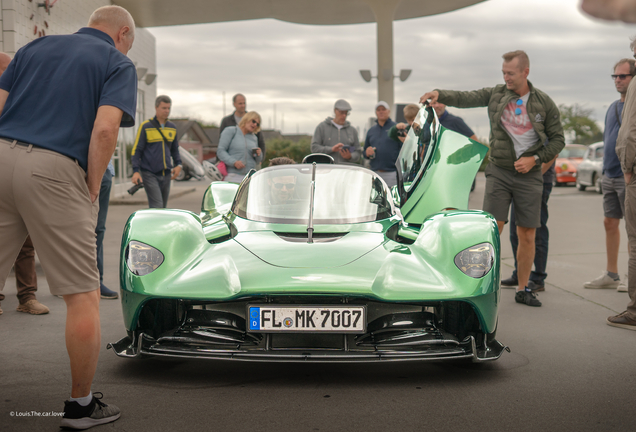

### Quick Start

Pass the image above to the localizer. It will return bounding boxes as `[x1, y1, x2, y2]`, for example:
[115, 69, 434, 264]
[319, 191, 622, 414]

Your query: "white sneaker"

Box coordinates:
[584, 271, 620, 289]
[617, 275, 628, 292]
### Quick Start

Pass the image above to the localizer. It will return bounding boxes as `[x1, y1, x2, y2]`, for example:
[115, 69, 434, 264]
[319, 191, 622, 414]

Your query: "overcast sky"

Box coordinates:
[147, 0, 635, 140]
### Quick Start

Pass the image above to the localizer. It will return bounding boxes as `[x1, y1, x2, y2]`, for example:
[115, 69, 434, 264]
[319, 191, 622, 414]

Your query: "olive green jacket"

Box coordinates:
[436, 81, 565, 171]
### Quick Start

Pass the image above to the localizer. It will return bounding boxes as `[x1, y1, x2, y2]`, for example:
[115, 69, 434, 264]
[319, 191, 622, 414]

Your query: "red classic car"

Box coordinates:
[554, 144, 587, 186]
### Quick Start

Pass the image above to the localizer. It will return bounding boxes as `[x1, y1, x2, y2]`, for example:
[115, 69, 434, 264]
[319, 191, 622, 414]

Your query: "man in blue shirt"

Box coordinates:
[0, 6, 137, 429]
[364, 101, 399, 188]
[431, 102, 478, 141]
[585, 58, 635, 292]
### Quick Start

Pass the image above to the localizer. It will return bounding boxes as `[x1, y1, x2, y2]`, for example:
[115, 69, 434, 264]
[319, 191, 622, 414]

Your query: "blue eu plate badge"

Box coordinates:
[249, 307, 260, 330]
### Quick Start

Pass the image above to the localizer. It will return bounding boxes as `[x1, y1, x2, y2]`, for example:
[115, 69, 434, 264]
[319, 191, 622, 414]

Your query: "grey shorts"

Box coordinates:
[483, 163, 543, 228]
[602, 174, 626, 219]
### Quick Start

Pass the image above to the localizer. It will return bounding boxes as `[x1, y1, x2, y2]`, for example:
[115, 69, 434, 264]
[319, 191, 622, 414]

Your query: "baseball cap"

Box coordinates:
[375, 101, 390, 110]
[334, 99, 352, 111]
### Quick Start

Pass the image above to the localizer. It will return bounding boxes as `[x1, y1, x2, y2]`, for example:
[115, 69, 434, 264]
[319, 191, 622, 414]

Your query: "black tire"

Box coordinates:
[576, 180, 586, 191]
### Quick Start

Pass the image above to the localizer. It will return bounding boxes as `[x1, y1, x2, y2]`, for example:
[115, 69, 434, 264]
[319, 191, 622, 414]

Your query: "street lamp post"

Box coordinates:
[359, 68, 412, 107]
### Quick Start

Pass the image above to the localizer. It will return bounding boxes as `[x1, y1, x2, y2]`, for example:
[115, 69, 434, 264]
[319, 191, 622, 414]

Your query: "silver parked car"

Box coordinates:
[575, 142, 603, 194]
[176, 146, 205, 181]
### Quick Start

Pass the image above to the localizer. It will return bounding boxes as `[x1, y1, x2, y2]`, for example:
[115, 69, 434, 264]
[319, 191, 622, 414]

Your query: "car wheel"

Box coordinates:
[595, 175, 603, 194]
[576, 177, 586, 191]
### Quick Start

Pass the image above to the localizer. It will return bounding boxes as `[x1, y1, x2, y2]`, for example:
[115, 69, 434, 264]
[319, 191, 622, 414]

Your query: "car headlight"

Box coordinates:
[126, 241, 164, 276]
[454, 242, 494, 278]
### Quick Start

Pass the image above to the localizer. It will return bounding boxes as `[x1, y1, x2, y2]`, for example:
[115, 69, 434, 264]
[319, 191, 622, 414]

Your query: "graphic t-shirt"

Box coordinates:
[501, 93, 539, 159]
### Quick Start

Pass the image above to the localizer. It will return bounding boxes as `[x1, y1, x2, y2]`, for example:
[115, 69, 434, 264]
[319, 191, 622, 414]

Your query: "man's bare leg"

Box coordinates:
[516, 226, 536, 291]
[605, 217, 621, 274]
[63, 289, 100, 398]
[496, 221, 505, 235]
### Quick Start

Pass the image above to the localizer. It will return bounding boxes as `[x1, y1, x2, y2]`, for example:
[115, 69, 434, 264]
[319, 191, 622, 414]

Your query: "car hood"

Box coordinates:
[556, 157, 582, 168]
[234, 231, 385, 268]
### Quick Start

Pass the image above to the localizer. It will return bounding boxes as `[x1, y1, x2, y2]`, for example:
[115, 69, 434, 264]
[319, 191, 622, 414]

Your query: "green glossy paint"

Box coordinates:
[118, 114, 500, 337]
[398, 106, 489, 225]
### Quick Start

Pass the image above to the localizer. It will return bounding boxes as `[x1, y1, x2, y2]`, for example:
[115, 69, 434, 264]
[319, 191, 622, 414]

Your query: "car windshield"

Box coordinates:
[232, 165, 394, 224]
[560, 147, 587, 158]
[398, 105, 438, 195]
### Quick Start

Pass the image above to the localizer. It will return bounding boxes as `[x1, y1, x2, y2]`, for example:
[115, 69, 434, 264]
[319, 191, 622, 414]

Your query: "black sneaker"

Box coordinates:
[60, 392, 120, 430]
[515, 290, 542, 307]
[528, 280, 545, 292]
[501, 276, 518, 288]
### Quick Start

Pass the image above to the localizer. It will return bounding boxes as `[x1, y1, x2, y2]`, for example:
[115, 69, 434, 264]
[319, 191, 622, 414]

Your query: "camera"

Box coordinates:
[251, 148, 259, 158]
[127, 182, 144, 195]
[397, 128, 408, 137]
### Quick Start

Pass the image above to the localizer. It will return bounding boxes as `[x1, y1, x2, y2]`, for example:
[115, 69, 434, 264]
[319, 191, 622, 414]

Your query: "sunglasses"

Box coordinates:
[273, 182, 295, 190]
[612, 74, 634, 80]
[251, 119, 260, 127]
[514, 99, 523, 115]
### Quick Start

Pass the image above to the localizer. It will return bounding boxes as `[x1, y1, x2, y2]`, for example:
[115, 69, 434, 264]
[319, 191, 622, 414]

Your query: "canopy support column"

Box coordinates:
[367, 0, 401, 109]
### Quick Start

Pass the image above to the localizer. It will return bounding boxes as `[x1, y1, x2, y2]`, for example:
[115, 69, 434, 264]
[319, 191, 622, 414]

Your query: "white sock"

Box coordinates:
[70, 392, 93, 407]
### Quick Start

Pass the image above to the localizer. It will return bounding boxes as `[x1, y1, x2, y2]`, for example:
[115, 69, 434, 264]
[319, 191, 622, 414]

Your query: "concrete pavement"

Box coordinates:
[1, 174, 634, 432]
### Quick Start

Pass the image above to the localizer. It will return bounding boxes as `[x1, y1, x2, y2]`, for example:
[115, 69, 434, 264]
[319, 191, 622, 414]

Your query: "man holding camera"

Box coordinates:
[131, 95, 182, 208]
[364, 101, 399, 188]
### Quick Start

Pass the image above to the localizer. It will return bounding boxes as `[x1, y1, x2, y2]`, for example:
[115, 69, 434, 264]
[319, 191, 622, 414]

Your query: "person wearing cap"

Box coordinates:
[310, 99, 361, 164]
[363, 101, 399, 188]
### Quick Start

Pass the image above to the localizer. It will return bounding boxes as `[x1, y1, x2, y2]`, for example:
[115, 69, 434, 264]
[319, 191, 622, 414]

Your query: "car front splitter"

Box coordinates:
[107, 333, 509, 363]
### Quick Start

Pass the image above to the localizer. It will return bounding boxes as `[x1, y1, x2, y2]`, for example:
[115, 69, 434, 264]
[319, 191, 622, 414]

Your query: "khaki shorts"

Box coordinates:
[0, 139, 99, 296]
[483, 163, 543, 228]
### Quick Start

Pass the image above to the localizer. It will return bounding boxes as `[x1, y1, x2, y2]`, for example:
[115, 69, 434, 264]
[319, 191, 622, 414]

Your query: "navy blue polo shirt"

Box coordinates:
[439, 111, 475, 138]
[603, 100, 624, 178]
[364, 118, 399, 172]
[0, 27, 137, 171]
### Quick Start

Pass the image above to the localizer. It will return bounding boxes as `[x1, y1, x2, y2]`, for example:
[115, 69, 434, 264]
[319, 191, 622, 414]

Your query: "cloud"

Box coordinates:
[148, 0, 635, 139]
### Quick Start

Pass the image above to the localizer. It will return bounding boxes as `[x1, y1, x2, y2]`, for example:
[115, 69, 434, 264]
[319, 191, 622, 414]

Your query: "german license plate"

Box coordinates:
[247, 305, 366, 333]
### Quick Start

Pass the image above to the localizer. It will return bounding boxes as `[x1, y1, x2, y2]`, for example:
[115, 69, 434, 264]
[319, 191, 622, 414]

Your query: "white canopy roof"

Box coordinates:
[113, 0, 484, 27]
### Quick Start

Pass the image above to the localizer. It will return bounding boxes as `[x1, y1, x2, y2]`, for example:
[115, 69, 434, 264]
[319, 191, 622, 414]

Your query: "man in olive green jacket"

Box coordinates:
[421, 50, 565, 308]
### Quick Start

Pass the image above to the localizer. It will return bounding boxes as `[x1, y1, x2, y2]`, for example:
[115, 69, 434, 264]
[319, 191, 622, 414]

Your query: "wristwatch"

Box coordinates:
[533, 155, 540, 166]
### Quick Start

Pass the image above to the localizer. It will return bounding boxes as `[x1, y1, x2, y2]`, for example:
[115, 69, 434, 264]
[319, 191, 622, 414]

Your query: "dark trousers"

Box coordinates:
[510, 182, 552, 284]
[141, 170, 171, 208]
[96, 170, 112, 284]
[0, 236, 37, 304]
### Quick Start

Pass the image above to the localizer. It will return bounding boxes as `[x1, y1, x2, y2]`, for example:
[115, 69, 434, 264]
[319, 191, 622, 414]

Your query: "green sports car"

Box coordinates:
[109, 106, 507, 362]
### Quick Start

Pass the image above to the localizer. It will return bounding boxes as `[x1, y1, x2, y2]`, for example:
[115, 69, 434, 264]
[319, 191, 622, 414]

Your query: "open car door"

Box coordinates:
[396, 105, 489, 225]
